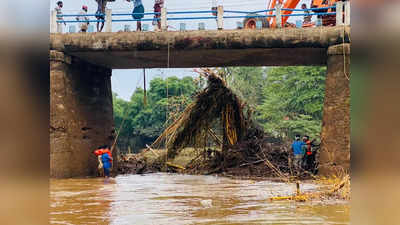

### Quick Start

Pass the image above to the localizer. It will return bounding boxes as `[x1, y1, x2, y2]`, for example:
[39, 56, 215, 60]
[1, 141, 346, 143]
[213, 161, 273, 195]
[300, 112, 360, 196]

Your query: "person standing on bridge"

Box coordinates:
[55, 1, 66, 32]
[76, 5, 89, 33]
[95, 0, 107, 32]
[127, 0, 145, 31]
[301, 4, 312, 25]
[153, 0, 164, 31]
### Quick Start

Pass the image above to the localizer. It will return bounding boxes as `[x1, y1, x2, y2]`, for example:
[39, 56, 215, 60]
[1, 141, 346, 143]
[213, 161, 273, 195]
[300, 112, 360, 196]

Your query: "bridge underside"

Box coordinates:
[50, 26, 350, 178]
[66, 48, 327, 68]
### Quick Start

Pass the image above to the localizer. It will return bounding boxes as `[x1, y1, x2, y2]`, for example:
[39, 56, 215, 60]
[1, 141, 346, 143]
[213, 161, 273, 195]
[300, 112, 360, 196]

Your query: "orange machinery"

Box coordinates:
[243, 0, 347, 29]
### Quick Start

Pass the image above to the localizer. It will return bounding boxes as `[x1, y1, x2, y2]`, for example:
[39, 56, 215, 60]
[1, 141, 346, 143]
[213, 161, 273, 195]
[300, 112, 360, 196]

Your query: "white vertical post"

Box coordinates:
[276, 3, 282, 28]
[161, 7, 167, 31]
[105, 8, 112, 32]
[344, 1, 351, 25]
[50, 10, 57, 33]
[57, 21, 63, 33]
[336, 1, 344, 26]
[217, 5, 224, 30]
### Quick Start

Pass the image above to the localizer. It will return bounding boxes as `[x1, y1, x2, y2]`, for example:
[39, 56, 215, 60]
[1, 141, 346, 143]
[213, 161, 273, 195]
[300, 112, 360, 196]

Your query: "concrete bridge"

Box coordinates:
[50, 26, 350, 178]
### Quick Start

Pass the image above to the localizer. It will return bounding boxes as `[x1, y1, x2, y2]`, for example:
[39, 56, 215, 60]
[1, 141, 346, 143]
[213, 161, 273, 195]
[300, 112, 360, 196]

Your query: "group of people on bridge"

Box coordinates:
[55, 0, 164, 33]
[54, 0, 330, 33]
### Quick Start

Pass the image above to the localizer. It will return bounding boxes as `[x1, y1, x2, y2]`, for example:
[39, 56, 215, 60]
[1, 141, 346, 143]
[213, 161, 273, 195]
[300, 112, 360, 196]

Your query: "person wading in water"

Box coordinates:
[303, 135, 318, 174]
[94, 145, 113, 177]
[291, 134, 305, 175]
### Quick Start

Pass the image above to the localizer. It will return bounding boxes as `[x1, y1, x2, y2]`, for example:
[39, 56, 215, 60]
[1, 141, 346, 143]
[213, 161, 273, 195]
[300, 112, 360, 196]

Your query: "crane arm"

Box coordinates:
[269, 0, 301, 27]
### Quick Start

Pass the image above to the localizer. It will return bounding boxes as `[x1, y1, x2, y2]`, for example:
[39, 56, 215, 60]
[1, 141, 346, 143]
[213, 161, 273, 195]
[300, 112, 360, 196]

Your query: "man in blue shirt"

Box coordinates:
[291, 134, 305, 174]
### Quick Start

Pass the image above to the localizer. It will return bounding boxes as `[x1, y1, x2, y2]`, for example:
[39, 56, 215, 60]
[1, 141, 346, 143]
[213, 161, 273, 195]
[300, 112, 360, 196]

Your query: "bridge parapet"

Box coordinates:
[50, 2, 350, 33]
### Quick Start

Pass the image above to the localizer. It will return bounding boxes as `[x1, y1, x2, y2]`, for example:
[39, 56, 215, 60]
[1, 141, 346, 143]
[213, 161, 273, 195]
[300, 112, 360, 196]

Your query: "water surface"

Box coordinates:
[50, 173, 349, 225]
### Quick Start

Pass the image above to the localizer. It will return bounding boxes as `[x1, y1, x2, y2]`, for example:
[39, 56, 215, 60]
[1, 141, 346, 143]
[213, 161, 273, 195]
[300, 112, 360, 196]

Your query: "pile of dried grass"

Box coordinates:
[152, 68, 248, 159]
[149, 68, 292, 178]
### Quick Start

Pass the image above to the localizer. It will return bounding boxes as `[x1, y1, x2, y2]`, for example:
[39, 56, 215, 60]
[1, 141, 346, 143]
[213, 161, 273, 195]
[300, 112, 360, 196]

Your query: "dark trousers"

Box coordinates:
[104, 167, 110, 177]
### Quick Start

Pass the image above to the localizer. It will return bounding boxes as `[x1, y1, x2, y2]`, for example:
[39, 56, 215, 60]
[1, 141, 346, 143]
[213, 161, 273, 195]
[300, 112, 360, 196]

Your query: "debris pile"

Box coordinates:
[132, 68, 293, 178]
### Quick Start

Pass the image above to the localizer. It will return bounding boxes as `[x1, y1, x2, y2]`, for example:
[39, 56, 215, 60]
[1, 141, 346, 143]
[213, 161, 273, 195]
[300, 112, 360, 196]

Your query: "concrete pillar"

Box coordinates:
[344, 1, 351, 25]
[276, 3, 282, 28]
[50, 50, 116, 178]
[336, 1, 344, 26]
[161, 8, 167, 31]
[105, 9, 112, 32]
[217, 5, 224, 30]
[50, 10, 57, 33]
[319, 44, 350, 176]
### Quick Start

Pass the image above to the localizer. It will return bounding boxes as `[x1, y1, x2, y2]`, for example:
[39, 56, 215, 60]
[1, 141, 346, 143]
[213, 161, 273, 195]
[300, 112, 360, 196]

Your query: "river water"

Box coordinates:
[50, 173, 349, 225]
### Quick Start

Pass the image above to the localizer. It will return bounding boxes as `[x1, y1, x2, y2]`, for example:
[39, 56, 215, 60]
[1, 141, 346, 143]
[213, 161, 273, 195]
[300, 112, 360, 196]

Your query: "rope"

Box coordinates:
[165, 38, 171, 163]
[143, 68, 147, 106]
[110, 70, 144, 153]
[111, 107, 130, 153]
[342, 26, 350, 81]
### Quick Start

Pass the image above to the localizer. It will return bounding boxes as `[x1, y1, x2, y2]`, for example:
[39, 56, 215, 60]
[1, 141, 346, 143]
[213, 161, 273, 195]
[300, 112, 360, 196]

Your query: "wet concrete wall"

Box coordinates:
[50, 50, 116, 178]
[319, 44, 350, 176]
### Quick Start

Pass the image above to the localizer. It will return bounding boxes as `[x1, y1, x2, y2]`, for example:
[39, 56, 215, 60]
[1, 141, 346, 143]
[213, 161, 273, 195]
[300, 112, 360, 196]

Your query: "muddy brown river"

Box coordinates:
[50, 173, 349, 225]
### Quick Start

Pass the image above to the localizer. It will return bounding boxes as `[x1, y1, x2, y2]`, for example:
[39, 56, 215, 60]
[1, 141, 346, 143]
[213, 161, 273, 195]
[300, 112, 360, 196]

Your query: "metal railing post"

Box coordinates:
[344, 1, 351, 25]
[161, 7, 167, 31]
[105, 8, 112, 32]
[336, 1, 344, 26]
[276, 3, 282, 28]
[217, 5, 224, 30]
[50, 10, 57, 33]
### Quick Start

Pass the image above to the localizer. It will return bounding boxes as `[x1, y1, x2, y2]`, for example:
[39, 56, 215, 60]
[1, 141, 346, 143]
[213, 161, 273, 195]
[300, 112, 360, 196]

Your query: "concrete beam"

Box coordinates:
[50, 50, 116, 178]
[50, 26, 350, 69]
[319, 43, 350, 176]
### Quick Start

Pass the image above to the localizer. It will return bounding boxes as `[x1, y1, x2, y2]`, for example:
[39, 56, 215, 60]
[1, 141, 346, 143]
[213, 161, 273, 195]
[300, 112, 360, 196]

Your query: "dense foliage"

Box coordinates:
[113, 76, 199, 153]
[256, 67, 326, 140]
[224, 66, 326, 140]
[113, 67, 326, 152]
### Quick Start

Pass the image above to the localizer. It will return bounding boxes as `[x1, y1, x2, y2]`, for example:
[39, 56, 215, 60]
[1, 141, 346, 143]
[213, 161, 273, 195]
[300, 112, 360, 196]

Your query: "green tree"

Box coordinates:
[113, 76, 199, 153]
[257, 66, 326, 139]
[224, 67, 268, 108]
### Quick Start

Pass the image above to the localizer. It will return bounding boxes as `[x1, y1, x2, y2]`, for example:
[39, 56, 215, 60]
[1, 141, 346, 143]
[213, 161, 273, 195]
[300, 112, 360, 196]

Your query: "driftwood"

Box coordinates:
[145, 144, 160, 157]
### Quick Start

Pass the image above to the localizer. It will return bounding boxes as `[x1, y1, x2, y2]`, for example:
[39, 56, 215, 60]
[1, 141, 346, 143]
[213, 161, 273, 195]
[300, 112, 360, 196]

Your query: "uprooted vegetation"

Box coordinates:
[119, 68, 295, 178]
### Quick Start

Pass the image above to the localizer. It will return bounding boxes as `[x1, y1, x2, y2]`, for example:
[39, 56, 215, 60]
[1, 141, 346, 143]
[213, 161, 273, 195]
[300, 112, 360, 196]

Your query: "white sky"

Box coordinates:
[50, 0, 311, 100]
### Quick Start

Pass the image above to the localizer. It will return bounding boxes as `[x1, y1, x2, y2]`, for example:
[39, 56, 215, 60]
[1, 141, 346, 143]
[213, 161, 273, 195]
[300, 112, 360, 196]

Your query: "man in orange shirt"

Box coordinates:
[94, 145, 113, 177]
[302, 136, 318, 174]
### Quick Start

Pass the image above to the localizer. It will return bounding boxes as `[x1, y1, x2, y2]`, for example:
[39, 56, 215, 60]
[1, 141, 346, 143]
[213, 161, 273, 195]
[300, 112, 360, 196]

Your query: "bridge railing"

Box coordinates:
[50, 2, 350, 33]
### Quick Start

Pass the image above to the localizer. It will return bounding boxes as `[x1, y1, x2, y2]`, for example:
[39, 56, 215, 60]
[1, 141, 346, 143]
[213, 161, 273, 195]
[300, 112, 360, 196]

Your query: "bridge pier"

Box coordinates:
[319, 44, 350, 176]
[50, 50, 115, 178]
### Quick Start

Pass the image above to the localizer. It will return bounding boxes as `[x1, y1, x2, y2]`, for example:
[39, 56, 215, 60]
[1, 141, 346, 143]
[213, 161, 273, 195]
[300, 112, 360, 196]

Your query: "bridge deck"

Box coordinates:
[50, 26, 350, 69]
